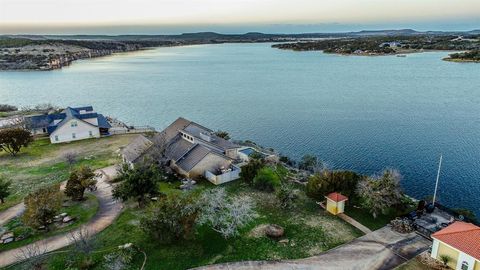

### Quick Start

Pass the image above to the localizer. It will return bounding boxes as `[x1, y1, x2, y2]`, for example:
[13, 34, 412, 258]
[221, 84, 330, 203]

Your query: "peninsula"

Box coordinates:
[272, 34, 480, 61]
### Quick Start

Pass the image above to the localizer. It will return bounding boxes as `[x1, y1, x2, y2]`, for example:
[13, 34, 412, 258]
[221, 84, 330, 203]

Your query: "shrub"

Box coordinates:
[298, 154, 321, 172]
[0, 175, 11, 203]
[140, 193, 200, 243]
[306, 170, 362, 201]
[65, 166, 97, 201]
[0, 128, 33, 156]
[279, 155, 296, 167]
[0, 104, 17, 112]
[253, 167, 281, 192]
[239, 158, 264, 185]
[357, 169, 404, 218]
[439, 254, 451, 266]
[214, 130, 230, 140]
[276, 183, 298, 209]
[113, 164, 162, 207]
[23, 185, 62, 231]
[103, 245, 136, 270]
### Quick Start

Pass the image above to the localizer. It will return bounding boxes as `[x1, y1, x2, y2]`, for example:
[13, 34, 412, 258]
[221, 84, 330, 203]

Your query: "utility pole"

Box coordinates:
[432, 154, 443, 206]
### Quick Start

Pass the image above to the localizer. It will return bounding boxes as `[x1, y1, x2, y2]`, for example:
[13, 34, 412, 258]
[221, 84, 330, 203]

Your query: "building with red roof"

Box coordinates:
[325, 192, 348, 215]
[430, 221, 480, 270]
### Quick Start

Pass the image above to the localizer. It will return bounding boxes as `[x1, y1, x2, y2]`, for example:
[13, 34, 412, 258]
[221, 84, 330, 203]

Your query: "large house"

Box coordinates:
[431, 221, 480, 270]
[122, 117, 243, 185]
[24, 106, 111, 144]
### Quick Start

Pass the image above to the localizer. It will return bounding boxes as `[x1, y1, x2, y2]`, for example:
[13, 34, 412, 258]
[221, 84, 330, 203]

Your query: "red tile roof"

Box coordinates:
[326, 192, 348, 202]
[432, 221, 480, 260]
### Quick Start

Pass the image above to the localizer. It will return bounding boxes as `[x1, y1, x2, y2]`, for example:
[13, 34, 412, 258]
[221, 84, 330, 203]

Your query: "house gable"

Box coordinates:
[50, 118, 100, 143]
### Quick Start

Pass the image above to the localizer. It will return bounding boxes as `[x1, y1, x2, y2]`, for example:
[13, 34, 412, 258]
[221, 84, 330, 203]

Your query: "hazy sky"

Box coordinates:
[1, 0, 479, 34]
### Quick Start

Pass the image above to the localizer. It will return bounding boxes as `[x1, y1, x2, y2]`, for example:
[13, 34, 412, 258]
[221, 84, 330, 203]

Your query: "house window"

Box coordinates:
[72, 133, 76, 139]
[461, 261, 469, 270]
[89, 131, 93, 137]
[42, 128, 47, 133]
[54, 135, 59, 141]
[71, 121, 78, 127]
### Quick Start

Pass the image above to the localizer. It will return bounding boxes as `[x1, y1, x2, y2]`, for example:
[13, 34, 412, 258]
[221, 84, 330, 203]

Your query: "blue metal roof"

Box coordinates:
[25, 106, 110, 134]
[97, 114, 112, 129]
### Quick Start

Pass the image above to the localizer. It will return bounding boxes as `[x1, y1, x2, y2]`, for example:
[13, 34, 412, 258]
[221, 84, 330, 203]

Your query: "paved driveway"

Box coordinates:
[192, 227, 431, 270]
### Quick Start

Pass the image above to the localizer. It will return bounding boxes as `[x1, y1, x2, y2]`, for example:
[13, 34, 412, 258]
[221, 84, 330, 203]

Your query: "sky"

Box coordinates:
[0, 0, 479, 34]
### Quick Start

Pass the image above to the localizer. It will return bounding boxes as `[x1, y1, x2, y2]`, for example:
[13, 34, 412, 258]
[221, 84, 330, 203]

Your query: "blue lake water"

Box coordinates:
[1, 43, 480, 216]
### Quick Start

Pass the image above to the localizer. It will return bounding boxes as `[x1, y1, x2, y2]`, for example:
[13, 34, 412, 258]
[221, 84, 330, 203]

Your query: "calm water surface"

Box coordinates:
[1, 43, 480, 215]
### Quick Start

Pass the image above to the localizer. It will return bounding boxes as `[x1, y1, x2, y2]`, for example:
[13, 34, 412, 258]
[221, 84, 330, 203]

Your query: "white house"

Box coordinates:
[430, 221, 480, 270]
[25, 106, 111, 143]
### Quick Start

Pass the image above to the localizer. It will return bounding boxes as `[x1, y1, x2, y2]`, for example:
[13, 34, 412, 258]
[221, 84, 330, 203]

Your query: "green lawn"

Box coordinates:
[28, 181, 363, 270]
[344, 199, 416, 231]
[344, 204, 398, 231]
[0, 135, 136, 211]
[0, 194, 99, 252]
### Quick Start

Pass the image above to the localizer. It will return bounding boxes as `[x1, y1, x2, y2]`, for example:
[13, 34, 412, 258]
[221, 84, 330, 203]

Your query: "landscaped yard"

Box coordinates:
[395, 257, 436, 270]
[0, 194, 99, 252]
[0, 135, 136, 211]
[28, 180, 363, 270]
[344, 200, 415, 231]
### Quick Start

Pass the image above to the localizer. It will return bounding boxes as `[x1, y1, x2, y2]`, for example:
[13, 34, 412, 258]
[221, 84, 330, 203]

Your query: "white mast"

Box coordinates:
[432, 154, 443, 205]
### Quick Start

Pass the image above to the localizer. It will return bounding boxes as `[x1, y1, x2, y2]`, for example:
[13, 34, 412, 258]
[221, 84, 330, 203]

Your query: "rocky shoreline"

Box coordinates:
[0, 41, 171, 70]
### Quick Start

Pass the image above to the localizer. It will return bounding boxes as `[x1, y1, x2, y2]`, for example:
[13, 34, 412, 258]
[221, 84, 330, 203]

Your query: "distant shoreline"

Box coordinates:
[1, 31, 479, 70]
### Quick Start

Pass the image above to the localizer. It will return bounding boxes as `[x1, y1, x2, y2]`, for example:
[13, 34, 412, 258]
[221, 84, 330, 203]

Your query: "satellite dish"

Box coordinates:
[458, 215, 465, 221]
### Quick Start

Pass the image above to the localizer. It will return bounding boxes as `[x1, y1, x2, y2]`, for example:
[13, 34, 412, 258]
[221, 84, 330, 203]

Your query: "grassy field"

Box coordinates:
[0, 194, 99, 252]
[33, 180, 363, 270]
[0, 135, 136, 211]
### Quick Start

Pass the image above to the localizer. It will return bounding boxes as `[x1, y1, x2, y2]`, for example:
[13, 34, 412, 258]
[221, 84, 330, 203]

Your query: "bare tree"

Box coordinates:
[15, 242, 48, 270]
[68, 227, 96, 255]
[198, 188, 258, 238]
[63, 151, 78, 167]
[357, 169, 403, 218]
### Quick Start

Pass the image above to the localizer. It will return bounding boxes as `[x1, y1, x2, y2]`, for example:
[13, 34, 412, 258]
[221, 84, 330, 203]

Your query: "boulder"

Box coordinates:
[2, 237, 14, 244]
[59, 212, 68, 218]
[278, 239, 289, 245]
[265, 224, 285, 238]
[63, 216, 75, 223]
[0, 232, 13, 241]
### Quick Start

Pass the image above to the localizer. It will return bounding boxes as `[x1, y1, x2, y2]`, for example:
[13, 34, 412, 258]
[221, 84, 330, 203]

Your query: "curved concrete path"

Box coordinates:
[191, 227, 431, 270]
[0, 181, 72, 227]
[0, 203, 25, 227]
[0, 165, 122, 268]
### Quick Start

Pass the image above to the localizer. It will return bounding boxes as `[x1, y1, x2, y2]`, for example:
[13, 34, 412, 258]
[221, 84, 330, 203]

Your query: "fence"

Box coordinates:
[205, 166, 241, 185]
[108, 125, 156, 135]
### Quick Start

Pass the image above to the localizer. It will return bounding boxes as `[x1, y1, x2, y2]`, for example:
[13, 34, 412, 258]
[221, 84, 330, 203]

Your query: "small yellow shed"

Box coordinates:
[325, 192, 348, 215]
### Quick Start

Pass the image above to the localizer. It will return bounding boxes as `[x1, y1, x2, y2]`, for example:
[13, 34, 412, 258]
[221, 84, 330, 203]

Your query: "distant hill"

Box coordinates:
[2, 29, 479, 41]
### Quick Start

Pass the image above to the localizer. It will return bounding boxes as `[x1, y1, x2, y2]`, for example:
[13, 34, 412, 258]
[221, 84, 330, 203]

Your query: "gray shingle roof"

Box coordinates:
[121, 135, 154, 163]
[165, 134, 194, 161]
[175, 144, 212, 173]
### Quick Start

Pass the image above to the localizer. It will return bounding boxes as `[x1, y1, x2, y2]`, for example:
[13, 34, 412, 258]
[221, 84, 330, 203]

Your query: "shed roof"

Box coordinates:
[432, 221, 480, 260]
[326, 192, 348, 202]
